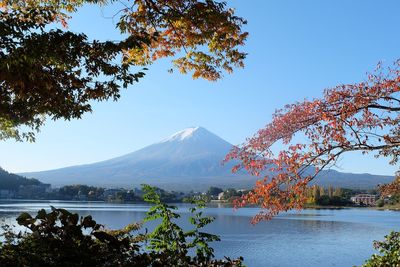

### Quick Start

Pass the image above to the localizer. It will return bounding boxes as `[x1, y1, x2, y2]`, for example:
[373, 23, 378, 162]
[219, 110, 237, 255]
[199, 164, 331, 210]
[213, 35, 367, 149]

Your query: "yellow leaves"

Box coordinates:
[0, 0, 79, 27]
[123, 46, 151, 66]
[3, 0, 247, 81]
[118, 0, 247, 80]
[2, 0, 248, 142]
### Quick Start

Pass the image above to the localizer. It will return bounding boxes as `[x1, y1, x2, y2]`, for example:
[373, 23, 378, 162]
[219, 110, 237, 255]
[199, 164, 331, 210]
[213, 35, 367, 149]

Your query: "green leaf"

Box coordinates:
[16, 212, 33, 226]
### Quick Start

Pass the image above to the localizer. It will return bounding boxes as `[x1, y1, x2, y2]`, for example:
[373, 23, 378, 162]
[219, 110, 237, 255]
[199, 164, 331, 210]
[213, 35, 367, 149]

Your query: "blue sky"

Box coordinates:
[1, 0, 400, 175]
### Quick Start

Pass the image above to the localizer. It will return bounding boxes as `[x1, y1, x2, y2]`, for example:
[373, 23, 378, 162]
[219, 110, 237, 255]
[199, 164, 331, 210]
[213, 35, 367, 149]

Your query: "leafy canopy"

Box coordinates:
[0, 0, 247, 141]
[225, 60, 400, 223]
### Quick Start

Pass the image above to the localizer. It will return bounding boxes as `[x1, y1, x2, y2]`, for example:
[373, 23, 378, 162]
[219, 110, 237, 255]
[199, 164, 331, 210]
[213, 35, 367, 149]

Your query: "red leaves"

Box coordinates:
[227, 60, 400, 222]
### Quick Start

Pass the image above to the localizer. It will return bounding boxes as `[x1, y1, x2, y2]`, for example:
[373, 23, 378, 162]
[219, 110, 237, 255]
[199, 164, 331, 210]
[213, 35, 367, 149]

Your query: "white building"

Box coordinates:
[350, 194, 377, 206]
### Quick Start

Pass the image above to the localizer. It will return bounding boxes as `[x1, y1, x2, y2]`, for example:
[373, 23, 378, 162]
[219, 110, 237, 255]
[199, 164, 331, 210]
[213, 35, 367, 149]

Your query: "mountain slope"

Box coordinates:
[311, 169, 393, 189]
[22, 127, 252, 190]
[0, 168, 43, 190]
[22, 127, 394, 190]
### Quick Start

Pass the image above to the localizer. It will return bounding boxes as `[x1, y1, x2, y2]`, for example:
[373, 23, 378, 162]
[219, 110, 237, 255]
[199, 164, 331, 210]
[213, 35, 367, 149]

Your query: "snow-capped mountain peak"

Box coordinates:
[160, 127, 201, 142]
[20, 126, 394, 191]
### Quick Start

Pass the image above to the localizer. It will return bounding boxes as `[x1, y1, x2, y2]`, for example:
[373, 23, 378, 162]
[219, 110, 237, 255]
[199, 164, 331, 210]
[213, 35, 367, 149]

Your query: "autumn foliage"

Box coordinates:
[225, 61, 400, 223]
[379, 174, 400, 197]
[120, 0, 248, 80]
[0, 0, 247, 141]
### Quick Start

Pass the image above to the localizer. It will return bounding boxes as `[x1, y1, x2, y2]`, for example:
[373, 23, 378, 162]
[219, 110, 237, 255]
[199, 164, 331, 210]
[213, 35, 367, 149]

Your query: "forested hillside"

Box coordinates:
[0, 168, 42, 190]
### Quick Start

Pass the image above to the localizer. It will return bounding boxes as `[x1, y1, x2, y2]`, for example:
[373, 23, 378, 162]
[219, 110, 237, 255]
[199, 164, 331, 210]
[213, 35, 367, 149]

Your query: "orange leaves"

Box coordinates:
[119, 0, 247, 81]
[5, 0, 247, 81]
[379, 175, 400, 197]
[227, 60, 400, 223]
[1, 1, 246, 141]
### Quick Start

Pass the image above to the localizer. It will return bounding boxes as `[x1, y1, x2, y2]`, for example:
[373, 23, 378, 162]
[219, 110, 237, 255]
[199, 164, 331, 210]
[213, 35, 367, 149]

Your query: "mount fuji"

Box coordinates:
[22, 127, 255, 190]
[22, 127, 394, 191]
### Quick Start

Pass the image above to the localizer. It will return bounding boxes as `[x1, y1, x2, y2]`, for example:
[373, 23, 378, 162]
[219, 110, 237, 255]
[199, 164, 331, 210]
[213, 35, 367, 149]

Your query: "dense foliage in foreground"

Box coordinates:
[362, 231, 400, 267]
[0, 185, 243, 267]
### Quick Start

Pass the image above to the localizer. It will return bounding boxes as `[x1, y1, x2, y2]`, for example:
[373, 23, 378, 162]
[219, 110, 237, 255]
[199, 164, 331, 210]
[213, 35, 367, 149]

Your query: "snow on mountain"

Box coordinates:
[22, 127, 252, 190]
[160, 127, 200, 142]
[21, 127, 394, 191]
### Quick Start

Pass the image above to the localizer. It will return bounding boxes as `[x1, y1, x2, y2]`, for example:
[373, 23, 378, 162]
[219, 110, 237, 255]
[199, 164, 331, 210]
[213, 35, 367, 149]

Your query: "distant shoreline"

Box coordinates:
[2, 199, 399, 212]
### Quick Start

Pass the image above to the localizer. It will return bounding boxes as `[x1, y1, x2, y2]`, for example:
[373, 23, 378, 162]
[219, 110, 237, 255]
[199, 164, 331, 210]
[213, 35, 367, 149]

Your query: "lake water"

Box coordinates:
[0, 200, 398, 267]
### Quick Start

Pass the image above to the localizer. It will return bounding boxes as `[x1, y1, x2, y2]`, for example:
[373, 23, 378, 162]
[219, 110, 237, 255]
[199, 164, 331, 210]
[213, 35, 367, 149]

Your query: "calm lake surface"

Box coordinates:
[0, 200, 398, 267]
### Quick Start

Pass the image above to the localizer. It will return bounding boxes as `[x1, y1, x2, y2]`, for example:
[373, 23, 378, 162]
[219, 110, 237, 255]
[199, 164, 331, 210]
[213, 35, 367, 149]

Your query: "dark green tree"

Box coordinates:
[207, 186, 223, 197]
[0, 207, 146, 266]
